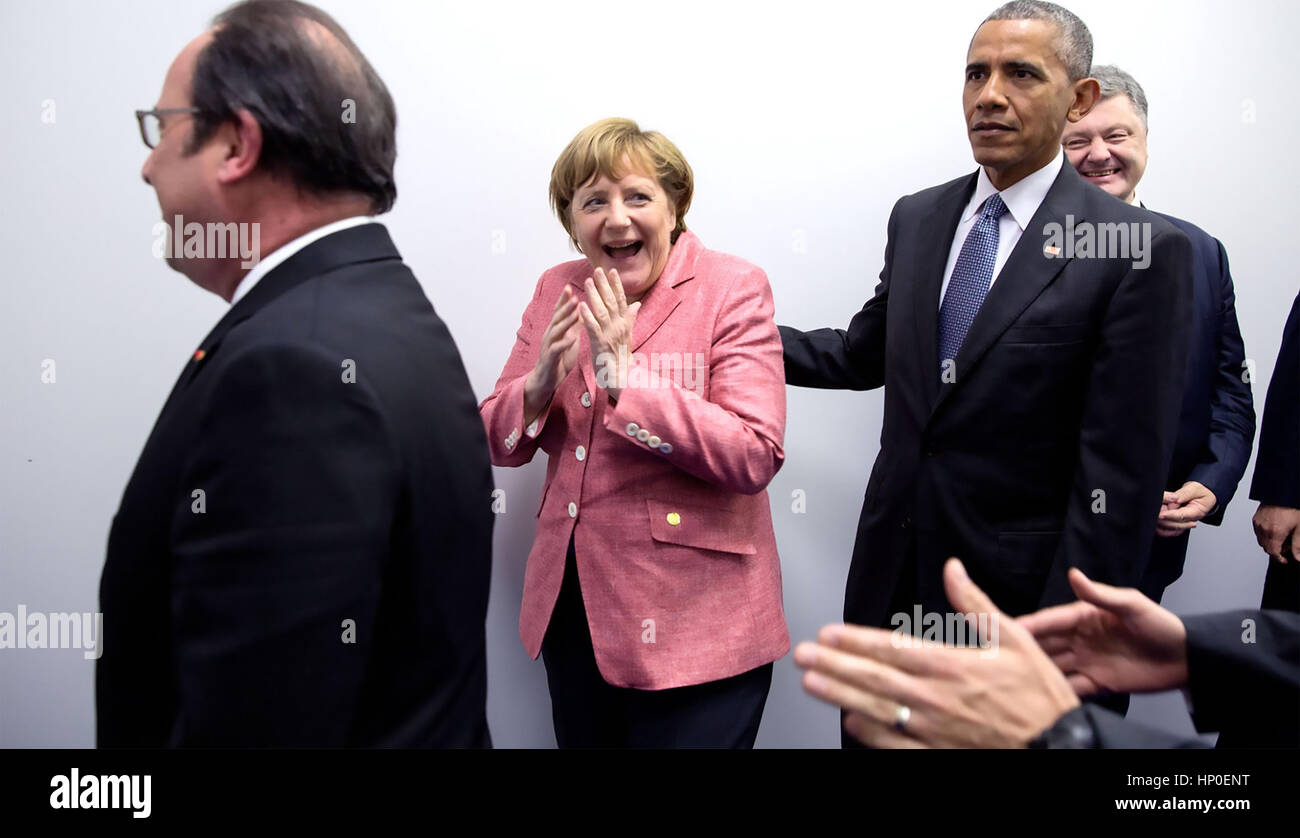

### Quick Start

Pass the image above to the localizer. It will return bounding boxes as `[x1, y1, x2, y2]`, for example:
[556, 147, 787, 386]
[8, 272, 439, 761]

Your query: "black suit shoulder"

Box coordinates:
[890, 171, 976, 220]
[1080, 180, 1186, 243]
[218, 256, 432, 362]
[1151, 211, 1232, 279]
[1153, 211, 1217, 248]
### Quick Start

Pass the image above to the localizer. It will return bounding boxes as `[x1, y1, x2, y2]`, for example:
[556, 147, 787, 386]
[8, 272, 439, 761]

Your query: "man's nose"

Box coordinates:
[1085, 136, 1111, 163]
[140, 151, 154, 186]
[976, 73, 1009, 110]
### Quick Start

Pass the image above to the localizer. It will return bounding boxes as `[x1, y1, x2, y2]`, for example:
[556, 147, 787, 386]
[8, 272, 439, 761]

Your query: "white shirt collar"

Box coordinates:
[964, 150, 1064, 230]
[230, 215, 375, 305]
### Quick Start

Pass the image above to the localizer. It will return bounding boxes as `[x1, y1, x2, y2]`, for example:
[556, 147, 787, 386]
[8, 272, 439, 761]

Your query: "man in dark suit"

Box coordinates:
[98, 0, 494, 747]
[1062, 65, 1255, 605]
[793, 558, 1300, 749]
[780, 0, 1194, 712]
[1250, 292, 1300, 612]
[1210, 292, 1300, 746]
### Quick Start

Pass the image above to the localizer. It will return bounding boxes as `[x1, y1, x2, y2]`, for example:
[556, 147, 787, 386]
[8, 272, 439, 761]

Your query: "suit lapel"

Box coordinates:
[628, 270, 684, 352]
[931, 165, 1085, 416]
[912, 175, 977, 409]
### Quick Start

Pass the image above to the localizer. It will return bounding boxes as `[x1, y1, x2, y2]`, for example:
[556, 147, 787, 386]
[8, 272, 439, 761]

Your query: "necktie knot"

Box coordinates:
[981, 193, 1008, 221]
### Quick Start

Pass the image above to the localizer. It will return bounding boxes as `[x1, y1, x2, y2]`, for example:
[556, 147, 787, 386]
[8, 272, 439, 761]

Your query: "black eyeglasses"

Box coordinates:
[135, 107, 202, 149]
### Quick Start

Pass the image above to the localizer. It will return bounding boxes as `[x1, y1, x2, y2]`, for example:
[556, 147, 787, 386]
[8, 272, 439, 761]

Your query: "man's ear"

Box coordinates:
[215, 109, 263, 184]
[1066, 77, 1101, 124]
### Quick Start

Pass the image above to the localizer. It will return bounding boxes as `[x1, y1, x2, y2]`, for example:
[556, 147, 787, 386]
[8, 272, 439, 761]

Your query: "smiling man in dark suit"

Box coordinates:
[1062, 65, 1255, 607]
[98, 0, 494, 747]
[780, 0, 1193, 740]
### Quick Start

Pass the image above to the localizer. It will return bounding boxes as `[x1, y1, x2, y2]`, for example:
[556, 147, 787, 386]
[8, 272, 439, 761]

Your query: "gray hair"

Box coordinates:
[982, 1, 1093, 82]
[1090, 64, 1149, 128]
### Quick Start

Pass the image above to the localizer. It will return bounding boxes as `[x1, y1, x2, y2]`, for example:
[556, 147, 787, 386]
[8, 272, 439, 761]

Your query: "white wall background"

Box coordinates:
[1, 0, 1295, 747]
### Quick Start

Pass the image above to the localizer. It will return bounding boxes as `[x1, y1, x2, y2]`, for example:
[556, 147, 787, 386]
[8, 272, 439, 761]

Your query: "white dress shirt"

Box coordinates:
[229, 215, 375, 305]
[938, 151, 1064, 309]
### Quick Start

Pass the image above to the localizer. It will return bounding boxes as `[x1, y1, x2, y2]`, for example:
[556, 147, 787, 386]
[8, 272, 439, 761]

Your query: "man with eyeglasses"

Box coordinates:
[98, 0, 495, 747]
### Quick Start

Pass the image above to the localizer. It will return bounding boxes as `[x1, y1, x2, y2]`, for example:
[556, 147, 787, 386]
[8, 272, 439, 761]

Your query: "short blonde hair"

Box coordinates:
[549, 117, 694, 249]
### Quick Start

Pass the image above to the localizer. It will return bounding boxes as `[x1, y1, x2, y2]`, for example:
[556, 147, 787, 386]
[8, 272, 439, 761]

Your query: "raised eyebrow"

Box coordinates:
[965, 62, 989, 74]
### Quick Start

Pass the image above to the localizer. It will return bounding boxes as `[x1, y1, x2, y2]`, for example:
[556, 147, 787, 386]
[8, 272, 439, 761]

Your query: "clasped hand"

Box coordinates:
[578, 268, 640, 401]
[1155, 480, 1216, 537]
[524, 268, 640, 423]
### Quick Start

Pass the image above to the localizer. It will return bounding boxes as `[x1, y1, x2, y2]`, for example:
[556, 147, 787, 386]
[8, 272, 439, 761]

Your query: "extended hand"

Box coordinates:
[1155, 480, 1217, 537]
[1018, 568, 1188, 696]
[794, 558, 1080, 748]
[578, 268, 640, 401]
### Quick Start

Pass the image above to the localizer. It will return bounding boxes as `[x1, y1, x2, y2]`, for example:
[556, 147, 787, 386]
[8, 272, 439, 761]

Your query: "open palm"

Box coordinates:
[1019, 569, 1189, 696]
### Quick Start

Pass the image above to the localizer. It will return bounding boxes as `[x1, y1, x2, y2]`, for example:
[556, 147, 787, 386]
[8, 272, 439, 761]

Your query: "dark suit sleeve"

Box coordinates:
[1184, 609, 1300, 742]
[167, 341, 400, 747]
[1072, 705, 1210, 748]
[778, 200, 897, 390]
[1187, 239, 1256, 525]
[1039, 227, 1194, 606]
[1249, 292, 1300, 508]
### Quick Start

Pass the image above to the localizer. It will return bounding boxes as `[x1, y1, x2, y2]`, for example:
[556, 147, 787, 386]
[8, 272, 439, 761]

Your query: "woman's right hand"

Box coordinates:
[524, 285, 581, 425]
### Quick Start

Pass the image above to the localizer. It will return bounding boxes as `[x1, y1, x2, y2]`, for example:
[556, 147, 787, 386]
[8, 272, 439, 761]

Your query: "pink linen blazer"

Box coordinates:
[480, 230, 789, 689]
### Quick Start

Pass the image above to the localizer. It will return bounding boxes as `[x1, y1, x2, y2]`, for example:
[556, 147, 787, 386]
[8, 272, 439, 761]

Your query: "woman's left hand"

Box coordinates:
[579, 267, 641, 401]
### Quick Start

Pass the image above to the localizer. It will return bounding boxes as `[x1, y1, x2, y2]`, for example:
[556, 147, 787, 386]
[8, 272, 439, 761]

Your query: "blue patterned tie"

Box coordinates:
[939, 193, 1008, 367]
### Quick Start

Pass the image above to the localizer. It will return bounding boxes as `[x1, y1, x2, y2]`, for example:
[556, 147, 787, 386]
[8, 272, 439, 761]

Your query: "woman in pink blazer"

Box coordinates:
[480, 118, 788, 747]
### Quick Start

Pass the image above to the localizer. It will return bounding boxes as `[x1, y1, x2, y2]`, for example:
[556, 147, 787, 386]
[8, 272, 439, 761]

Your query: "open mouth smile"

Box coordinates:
[603, 240, 643, 259]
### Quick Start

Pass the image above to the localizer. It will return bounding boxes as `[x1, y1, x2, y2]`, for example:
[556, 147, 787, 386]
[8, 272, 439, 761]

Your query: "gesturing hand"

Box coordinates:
[578, 268, 640, 401]
[523, 285, 581, 426]
[1018, 568, 1189, 697]
[1156, 480, 1217, 537]
[794, 559, 1080, 749]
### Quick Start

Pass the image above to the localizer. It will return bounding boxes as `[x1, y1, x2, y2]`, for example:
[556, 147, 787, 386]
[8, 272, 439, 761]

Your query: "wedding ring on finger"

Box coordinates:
[894, 704, 911, 734]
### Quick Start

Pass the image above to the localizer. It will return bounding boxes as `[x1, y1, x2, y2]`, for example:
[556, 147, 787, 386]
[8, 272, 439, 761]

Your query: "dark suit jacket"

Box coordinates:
[781, 163, 1193, 627]
[1251, 292, 1300, 615]
[97, 223, 495, 747]
[1250, 292, 1300, 510]
[1141, 212, 1255, 597]
[1076, 609, 1300, 748]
